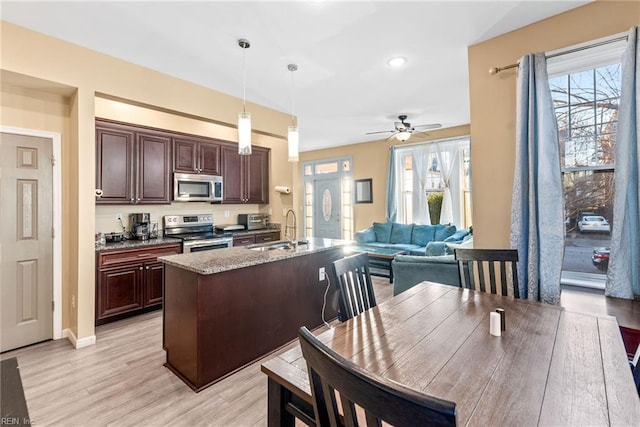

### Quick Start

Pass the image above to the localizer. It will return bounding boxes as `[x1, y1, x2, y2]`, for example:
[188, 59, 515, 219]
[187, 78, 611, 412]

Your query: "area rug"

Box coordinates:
[1, 357, 31, 426]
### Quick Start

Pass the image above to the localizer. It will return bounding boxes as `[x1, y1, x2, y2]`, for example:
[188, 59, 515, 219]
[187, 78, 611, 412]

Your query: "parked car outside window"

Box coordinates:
[592, 247, 610, 271]
[578, 216, 611, 234]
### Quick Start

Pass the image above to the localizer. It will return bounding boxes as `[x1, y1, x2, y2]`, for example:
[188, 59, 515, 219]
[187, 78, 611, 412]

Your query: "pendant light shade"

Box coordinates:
[238, 39, 252, 155]
[238, 111, 252, 155]
[288, 125, 299, 162]
[287, 64, 299, 162]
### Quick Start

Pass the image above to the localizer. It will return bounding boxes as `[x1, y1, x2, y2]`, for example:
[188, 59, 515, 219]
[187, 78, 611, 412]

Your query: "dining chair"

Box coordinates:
[331, 253, 377, 321]
[454, 248, 520, 298]
[298, 326, 457, 427]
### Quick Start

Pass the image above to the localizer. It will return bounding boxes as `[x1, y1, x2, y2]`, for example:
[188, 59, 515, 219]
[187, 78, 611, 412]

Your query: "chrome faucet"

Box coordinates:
[284, 209, 297, 243]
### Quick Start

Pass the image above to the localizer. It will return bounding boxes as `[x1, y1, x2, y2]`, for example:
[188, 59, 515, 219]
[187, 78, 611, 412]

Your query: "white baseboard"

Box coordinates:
[63, 328, 96, 349]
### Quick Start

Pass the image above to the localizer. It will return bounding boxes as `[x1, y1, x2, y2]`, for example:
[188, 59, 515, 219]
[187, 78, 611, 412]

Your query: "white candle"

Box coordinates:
[490, 312, 502, 337]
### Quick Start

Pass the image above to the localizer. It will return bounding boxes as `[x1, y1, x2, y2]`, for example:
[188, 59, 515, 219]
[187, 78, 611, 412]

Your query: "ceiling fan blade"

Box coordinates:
[413, 123, 442, 130]
[365, 130, 394, 135]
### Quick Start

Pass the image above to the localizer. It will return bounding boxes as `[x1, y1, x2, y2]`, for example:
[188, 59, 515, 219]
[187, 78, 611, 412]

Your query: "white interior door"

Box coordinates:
[313, 177, 342, 239]
[1, 132, 54, 352]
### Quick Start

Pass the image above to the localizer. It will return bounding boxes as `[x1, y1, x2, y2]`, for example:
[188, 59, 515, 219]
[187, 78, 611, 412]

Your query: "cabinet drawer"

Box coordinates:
[255, 232, 280, 243]
[233, 236, 256, 247]
[97, 244, 181, 268]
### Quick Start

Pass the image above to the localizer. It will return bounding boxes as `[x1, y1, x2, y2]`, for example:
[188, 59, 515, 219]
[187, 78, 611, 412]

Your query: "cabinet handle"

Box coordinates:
[146, 266, 150, 270]
[130, 198, 134, 202]
[139, 267, 143, 271]
[136, 198, 141, 202]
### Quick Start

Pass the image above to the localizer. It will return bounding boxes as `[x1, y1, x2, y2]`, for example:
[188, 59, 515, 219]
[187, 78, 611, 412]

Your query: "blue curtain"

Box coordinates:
[606, 27, 640, 299]
[386, 147, 398, 222]
[510, 53, 564, 304]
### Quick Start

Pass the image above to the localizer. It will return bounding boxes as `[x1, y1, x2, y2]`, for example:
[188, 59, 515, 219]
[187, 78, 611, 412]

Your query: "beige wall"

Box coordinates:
[468, 0, 639, 248]
[1, 21, 292, 341]
[300, 125, 470, 233]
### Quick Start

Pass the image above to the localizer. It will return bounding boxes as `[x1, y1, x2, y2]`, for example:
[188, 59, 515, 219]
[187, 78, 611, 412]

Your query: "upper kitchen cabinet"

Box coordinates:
[173, 137, 221, 175]
[220, 144, 269, 204]
[95, 119, 172, 205]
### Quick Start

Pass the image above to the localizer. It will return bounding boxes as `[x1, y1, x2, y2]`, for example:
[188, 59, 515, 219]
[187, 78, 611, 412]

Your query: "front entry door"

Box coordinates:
[313, 178, 342, 239]
[1, 132, 54, 352]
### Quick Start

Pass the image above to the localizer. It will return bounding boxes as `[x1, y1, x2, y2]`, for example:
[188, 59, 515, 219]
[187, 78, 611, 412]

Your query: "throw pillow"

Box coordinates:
[444, 229, 470, 243]
[435, 225, 456, 241]
[372, 222, 392, 243]
[390, 223, 413, 244]
[411, 224, 436, 246]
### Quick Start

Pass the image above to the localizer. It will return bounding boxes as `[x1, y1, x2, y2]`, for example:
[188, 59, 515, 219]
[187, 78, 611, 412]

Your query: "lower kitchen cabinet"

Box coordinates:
[233, 231, 280, 247]
[95, 243, 180, 325]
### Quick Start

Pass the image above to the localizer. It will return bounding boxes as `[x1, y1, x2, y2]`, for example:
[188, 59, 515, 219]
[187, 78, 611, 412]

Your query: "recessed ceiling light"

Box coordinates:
[388, 57, 407, 67]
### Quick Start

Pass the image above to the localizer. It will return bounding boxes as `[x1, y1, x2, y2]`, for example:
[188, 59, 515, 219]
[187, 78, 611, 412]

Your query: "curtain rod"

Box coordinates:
[488, 35, 628, 75]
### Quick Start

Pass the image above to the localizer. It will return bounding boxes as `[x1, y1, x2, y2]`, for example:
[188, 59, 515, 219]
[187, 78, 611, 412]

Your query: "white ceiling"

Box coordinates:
[1, 1, 591, 151]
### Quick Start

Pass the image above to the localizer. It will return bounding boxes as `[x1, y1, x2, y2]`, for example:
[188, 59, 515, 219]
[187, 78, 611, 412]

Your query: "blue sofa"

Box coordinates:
[392, 255, 460, 295]
[354, 221, 469, 256]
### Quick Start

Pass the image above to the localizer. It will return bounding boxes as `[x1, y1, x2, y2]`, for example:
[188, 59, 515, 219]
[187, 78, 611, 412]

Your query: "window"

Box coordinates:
[392, 136, 471, 227]
[547, 35, 625, 287]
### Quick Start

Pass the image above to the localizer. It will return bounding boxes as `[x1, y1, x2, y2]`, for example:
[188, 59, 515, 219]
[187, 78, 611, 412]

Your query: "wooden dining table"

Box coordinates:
[261, 281, 640, 426]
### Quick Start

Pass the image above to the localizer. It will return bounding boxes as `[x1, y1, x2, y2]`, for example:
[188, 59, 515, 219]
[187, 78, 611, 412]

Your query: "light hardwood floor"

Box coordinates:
[1, 276, 393, 426]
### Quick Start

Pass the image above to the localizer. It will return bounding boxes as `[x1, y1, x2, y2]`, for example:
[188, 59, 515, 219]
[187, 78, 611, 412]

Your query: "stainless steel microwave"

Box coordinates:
[173, 173, 223, 202]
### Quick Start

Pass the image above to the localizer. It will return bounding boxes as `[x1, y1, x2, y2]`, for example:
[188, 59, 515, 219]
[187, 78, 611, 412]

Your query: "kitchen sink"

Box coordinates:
[247, 240, 308, 251]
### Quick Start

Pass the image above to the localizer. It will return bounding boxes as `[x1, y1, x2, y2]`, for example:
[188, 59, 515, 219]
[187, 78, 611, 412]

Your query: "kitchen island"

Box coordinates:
[160, 238, 347, 391]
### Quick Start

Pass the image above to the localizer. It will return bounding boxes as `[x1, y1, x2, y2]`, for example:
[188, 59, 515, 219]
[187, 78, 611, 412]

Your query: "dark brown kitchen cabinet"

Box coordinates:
[95, 119, 172, 205]
[95, 243, 181, 325]
[254, 231, 280, 243]
[220, 144, 269, 204]
[173, 137, 221, 175]
[232, 231, 280, 247]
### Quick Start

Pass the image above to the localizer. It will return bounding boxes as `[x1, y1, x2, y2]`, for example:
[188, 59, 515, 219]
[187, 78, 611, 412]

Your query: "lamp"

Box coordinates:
[287, 64, 299, 162]
[395, 131, 411, 142]
[238, 39, 252, 155]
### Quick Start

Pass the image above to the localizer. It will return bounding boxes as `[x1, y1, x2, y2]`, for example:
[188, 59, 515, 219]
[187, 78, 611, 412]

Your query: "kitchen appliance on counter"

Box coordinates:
[173, 173, 223, 202]
[163, 214, 233, 253]
[130, 213, 151, 240]
[214, 224, 245, 233]
[238, 213, 269, 230]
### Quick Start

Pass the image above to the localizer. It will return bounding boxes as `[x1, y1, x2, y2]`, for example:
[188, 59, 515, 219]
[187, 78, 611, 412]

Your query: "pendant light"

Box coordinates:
[237, 39, 252, 155]
[287, 63, 299, 162]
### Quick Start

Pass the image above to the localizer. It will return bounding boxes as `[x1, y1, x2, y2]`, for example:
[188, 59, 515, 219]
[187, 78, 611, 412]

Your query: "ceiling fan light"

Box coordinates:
[396, 131, 411, 142]
[238, 111, 252, 155]
[288, 125, 299, 162]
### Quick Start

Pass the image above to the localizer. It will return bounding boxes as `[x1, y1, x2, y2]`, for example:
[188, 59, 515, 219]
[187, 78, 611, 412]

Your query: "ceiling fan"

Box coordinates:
[366, 115, 441, 142]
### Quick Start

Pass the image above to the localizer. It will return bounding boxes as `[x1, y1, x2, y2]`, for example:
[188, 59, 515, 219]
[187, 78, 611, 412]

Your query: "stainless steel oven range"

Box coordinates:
[163, 214, 233, 253]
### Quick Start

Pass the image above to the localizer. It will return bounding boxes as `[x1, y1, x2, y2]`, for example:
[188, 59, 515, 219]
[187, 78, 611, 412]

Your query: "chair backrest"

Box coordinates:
[331, 253, 376, 321]
[298, 326, 457, 427]
[454, 248, 520, 298]
[633, 344, 640, 396]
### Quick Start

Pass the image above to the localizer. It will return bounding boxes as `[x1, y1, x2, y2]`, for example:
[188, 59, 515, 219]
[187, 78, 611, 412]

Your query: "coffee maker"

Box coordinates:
[130, 213, 151, 240]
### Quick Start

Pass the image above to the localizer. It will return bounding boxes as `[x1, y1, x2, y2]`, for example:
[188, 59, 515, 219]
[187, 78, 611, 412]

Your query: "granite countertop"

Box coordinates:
[159, 237, 349, 275]
[95, 236, 182, 252]
[229, 228, 280, 237]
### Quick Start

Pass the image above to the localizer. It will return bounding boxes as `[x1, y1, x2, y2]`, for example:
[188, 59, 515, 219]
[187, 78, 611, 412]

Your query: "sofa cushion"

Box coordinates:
[443, 229, 470, 243]
[372, 222, 392, 243]
[411, 225, 436, 246]
[434, 225, 457, 241]
[390, 223, 413, 244]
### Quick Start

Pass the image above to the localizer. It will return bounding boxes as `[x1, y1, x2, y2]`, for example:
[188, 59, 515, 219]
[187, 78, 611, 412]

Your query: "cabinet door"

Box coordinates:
[137, 131, 172, 204]
[96, 263, 144, 320]
[173, 138, 198, 173]
[233, 235, 256, 247]
[221, 144, 244, 203]
[245, 147, 269, 204]
[143, 261, 164, 307]
[199, 141, 221, 175]
[96, 124, 135, 204]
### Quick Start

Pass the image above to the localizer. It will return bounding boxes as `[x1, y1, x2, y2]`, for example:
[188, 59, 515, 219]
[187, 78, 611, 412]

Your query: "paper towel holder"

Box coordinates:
[275, 186, 291, 194]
